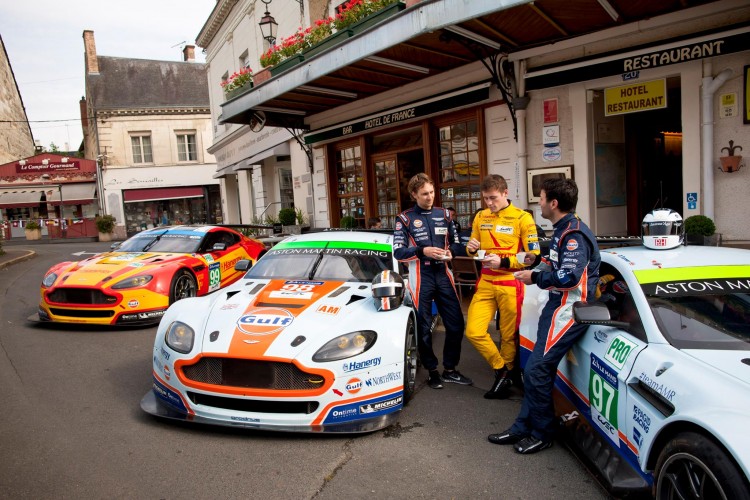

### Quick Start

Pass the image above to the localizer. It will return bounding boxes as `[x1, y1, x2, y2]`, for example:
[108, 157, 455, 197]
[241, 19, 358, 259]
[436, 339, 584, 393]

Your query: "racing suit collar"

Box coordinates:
[552, 211, 577, 228]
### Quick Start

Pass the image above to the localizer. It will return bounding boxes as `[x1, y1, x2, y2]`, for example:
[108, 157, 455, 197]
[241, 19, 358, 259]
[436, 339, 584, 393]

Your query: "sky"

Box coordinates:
[1, 0, 217, 153]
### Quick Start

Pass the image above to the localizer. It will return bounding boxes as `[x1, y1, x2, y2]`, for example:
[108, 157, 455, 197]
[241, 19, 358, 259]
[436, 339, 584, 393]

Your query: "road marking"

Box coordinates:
[72, 251, 98, 256]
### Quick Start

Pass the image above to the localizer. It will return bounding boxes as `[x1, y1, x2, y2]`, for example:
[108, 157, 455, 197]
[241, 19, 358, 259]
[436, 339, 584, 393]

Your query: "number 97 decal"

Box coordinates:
[590, 354, 620, 446]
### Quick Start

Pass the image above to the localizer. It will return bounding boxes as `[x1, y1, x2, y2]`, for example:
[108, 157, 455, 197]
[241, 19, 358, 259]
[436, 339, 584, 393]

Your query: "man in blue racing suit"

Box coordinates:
[488, 178, 600, 454]
[393, 173, 472, 390]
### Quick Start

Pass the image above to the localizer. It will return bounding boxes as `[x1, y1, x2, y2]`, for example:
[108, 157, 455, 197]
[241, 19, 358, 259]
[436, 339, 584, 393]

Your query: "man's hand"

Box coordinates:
[514, 269, 534, 285]
[466, 238, 480, 253]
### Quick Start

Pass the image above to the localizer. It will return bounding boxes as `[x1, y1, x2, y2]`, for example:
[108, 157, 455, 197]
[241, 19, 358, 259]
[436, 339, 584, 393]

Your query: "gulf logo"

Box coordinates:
[566, 239, 578, 251]
[237, 307, 294, 336]
[345, 378, 362, 394]
[413, 219, 423, 228]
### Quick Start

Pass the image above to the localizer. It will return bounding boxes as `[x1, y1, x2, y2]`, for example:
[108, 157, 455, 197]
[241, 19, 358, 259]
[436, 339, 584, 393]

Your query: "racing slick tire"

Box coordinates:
[654, 431, 750, 500]
[403, 317, 417, 403]
[169, 269, 198, 304]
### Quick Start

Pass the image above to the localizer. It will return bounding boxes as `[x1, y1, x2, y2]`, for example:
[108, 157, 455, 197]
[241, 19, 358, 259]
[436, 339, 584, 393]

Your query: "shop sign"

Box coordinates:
[543, 98, 558, 124]
[543, 125, 559, 146]
[304, 83, 491, 144]
[16, 161, 80, 174]
[604, 79, 666, 116]
[542, 147, 562, 162]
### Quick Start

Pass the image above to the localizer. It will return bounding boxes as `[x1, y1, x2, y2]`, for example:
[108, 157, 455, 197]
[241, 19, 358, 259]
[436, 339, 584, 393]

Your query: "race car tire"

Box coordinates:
[403, 317, 417, 403]
[170, 269, 198, 304]
[654, 431, 750, 500]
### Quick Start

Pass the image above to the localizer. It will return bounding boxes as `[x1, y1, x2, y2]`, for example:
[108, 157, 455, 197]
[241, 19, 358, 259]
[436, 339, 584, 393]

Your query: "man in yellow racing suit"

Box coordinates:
[465, 174, 540, 399]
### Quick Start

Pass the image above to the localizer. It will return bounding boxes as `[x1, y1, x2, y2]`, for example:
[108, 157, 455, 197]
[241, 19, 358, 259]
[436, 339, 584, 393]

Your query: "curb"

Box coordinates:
[0, 250, 37, 270]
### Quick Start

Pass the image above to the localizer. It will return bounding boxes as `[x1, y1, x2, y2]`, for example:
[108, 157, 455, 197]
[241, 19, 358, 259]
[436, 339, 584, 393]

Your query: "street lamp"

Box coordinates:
[258, 0, 278, 46]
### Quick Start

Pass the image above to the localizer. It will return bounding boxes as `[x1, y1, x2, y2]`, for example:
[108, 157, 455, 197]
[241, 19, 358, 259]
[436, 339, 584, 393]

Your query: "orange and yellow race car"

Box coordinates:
[38, 225, 266, 326]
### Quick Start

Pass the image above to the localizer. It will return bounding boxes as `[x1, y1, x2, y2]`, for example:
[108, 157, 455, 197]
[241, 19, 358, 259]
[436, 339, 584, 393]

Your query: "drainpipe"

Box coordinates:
[514, 59, 529, 208]
[701, 61, 733, 220]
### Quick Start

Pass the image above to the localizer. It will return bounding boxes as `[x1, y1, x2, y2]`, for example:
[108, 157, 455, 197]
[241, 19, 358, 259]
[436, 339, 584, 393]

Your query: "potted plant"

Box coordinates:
[340, 215, 358, 229]
[95, 214, 116, 242]
[221, 67, 254, 100]
[684, 214, 716, 246]
[24, 220, 42, 241]
[719, 140, 743, 173]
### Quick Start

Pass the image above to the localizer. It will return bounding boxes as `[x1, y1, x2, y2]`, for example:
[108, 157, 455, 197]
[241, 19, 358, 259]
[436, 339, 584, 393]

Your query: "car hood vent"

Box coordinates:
[346, 295, 367, 305]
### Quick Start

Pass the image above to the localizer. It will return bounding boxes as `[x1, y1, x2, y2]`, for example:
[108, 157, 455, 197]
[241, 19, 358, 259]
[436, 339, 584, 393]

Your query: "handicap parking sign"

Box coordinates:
[687, 192, 697, 209]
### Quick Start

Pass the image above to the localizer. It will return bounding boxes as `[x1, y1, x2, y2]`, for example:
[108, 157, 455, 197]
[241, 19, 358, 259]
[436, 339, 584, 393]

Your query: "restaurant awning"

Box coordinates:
[47, 183, 97, 206]
[123, 186, 205, 203]
[217, 0, 727, 130]
[0, 189, 44, 208]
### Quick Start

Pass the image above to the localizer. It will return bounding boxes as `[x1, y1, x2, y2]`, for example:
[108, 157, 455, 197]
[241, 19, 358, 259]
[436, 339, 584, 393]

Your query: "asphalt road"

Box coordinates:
[0, 242, 609, 499]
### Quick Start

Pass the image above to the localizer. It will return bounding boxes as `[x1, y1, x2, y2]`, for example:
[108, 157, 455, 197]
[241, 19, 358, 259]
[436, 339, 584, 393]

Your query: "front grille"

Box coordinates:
[182, 358, 326, 390]
[49, 308, 114, 318]
[187, 392, 319, 414]
[47, 288, 117, 305]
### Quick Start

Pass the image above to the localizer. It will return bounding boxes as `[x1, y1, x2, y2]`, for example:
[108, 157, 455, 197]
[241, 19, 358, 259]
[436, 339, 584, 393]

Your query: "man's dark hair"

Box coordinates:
[541, 178, 578, 213]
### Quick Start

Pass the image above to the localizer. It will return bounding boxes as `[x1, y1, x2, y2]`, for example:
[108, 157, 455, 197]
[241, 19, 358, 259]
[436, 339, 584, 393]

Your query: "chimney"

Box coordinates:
[83, 30, 99, 74]
[183, 45, 195, 62]
[80, 97, 88, 129]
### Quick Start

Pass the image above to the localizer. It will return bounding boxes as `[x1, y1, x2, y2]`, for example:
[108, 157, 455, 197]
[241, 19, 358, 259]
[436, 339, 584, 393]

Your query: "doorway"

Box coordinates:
[372, 150, 424, 228]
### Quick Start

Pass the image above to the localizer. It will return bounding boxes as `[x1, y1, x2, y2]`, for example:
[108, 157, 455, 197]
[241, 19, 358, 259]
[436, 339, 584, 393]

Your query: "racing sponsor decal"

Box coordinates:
[479, 223, 494, 230]
[230, 415, 260, 423]
[566, 239, 578, 251]
[529, 242, 540, 251]
[208, 262, 221, 292]
[128, 262, 145, 268]
[413, 219, 423, 228]
[316, 305, 341, 315]
[270, 290, 313, 299]
[632, 427, 643, 449]
[435, 227, 447, 235]
[128, 299, 139, 308]
[632, 404, 651, 433]
[327, 407, 358, 421]
[159, 347, 171, 361]
[163, 365, 171, 380]
[121, 310, 166, 321]
[359, 395, 402, 414]
[221, 257, 241, 272]
[110, 253, 145, 261]
[549, 249, 558, 262]
[237, 308, 294, 335]
[638, 372, 676, 401]
[202, 254, 214, 262]
[220, 303, 240, 310]
[496, 225, 514, 234]
[343, 357, 381, 372]
[345, 378, 362, 394]
[604, 335, 637, 370]
[590, 354, 619, 446]
[648, 278, 750, 296]
[593, 330, 609, 343]
[364, 371, 401, 387]
[395, 221, 402, 230]
[152, 376, 188, 413]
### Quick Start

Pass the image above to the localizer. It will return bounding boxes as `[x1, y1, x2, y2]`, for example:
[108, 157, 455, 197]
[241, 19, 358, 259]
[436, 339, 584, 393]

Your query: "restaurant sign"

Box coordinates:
[16, 161, 80, 174]
[604, 79, 667, 116]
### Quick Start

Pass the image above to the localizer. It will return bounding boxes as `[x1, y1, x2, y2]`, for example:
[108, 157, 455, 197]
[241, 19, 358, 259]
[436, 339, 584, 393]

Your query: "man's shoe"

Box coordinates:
[514, 436, 553, 454]
[441, 370, 473, 385]
[428, 370, 444, 389]
[488, 428, 525, 445]
[484, 368, 512, 399]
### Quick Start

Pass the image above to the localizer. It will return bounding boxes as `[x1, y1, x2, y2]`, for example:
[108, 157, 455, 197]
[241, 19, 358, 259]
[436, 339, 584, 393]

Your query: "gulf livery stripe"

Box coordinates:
[312, 386, 402, 425]
[634, 265, 750, 283]
[272, 240, 391, 252]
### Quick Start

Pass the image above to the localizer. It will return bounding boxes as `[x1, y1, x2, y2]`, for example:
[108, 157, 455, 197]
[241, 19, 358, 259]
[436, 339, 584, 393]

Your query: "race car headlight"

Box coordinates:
[42, 272, 58, 288]
[111, 275, 153, 289]
[312, 330, 377, 362]
[165, 321, 195, 354]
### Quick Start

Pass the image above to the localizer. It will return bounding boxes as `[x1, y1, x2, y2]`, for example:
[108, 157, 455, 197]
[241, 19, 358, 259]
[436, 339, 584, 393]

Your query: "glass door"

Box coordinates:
[374, 156, 399, 228]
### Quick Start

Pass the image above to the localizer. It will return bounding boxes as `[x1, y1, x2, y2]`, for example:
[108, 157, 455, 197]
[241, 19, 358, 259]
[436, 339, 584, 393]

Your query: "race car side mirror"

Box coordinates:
[573, 301, 629, 330]
[234, 259, 252, 272]
[212, 242, 228, 251]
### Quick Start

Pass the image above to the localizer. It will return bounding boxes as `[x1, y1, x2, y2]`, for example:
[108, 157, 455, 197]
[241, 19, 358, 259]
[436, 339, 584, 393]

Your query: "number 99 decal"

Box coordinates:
[208, 262, 221, 292]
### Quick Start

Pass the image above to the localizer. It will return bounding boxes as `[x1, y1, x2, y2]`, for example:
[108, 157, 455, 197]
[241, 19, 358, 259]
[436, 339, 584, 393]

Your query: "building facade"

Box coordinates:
[0, 34, 35, 165]
[211, 0, 750, 243]
[81, 30, 220, 236]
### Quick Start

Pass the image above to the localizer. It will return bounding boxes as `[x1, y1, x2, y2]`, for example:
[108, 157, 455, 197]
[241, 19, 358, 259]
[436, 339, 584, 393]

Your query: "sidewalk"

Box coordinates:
[0, 248, 36, 270]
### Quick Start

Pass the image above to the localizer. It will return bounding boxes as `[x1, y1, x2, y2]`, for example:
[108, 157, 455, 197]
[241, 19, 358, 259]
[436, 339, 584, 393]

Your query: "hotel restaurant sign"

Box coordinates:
[16, 161, 80, 174]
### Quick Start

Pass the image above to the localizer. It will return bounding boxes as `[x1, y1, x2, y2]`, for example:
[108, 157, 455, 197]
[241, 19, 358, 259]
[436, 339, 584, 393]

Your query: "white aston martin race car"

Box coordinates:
[519, 243, 750, 498]
[141, 231, 418, 433]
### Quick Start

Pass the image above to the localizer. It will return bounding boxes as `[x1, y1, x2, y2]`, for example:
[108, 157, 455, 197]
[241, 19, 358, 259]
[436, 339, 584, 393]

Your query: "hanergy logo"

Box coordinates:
[237, 308, 294, 335]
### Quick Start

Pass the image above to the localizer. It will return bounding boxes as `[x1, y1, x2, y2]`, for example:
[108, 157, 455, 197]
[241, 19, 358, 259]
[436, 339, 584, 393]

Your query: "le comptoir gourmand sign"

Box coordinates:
[604, 79, 667, 117]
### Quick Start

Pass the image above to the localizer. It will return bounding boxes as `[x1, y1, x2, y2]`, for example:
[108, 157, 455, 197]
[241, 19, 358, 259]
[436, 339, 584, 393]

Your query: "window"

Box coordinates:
[131, 135, 153, 164]
[279, 167, 293, 209]
[239, 50, 250, 69]
[176, 133, 197, 162]
[334, 143, 364, 228]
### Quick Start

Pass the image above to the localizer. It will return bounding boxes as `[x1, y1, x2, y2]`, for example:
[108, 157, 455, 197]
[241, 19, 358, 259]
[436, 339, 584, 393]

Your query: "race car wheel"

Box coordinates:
[402, 317, 417, 403]
[170, 270, 198, 304]
[654, 431, 750, 500]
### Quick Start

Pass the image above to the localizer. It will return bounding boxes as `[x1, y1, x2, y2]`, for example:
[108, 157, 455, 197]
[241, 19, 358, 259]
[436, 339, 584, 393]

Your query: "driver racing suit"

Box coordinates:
[393, 205, 465, 371]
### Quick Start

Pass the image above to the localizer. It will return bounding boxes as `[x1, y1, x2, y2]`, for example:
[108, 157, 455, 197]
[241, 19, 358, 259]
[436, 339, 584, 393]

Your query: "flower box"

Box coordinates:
[303, 29, 354, 58]
[224, 82, 254, 101]
[270, 54, 305, 77]
[349, 2, 405, 34]
[253, 67, 271, 86]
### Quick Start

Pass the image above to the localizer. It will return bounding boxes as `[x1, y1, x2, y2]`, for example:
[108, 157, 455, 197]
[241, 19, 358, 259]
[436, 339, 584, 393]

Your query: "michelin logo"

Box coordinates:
[359, 396, 403, 414]
[343, 357, 381, 372]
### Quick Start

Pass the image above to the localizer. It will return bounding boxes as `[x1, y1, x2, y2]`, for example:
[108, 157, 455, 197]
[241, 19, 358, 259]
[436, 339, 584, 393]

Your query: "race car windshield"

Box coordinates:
[246, 247, 392, 282]
[117, 233, 202, 253]
[647, 290, 750, 350]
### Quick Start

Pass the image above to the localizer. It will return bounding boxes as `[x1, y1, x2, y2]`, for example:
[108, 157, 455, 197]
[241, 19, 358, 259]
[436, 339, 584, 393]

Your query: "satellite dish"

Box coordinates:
[249, 111, 266, 133]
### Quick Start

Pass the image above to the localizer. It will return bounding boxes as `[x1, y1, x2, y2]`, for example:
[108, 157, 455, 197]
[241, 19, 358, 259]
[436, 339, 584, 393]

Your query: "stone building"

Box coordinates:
[0, 34, 35, 164]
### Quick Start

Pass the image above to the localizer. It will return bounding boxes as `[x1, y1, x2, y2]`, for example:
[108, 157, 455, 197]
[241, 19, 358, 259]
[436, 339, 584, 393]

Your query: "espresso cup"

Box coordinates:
[476, 249, 486, 259]
[516, 252, 526, 265]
